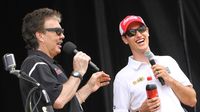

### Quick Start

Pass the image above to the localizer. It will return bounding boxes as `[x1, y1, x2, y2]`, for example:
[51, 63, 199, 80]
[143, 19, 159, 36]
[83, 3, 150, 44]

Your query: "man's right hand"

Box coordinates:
[73, 51, 91, 76]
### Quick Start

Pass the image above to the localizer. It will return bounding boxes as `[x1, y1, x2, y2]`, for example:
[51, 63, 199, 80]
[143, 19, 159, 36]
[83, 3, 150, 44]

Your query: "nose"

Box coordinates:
[60, 33, 65, 39]
[135, 30, 142, 36]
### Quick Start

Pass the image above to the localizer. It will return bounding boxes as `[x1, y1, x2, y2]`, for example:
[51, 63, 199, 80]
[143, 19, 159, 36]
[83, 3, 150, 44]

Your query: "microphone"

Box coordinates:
[144, 51, 165, 85]
[63, 41, 100, 72]
[3, 53, 16, 72]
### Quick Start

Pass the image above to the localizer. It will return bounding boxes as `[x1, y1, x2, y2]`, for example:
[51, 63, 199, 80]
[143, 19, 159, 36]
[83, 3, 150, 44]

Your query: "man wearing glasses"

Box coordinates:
[113, 15, 196, 112]
[19, 8, 111, 112]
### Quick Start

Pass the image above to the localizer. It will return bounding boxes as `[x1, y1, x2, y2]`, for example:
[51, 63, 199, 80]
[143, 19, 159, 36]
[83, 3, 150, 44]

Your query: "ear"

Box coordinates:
[122, 36, 129, 44]
[35, 32, 45, 42]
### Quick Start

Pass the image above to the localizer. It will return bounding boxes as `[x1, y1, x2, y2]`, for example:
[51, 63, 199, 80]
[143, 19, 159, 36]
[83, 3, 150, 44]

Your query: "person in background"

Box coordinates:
[113, 15, 196, 112]
[19, 7, 111, 112]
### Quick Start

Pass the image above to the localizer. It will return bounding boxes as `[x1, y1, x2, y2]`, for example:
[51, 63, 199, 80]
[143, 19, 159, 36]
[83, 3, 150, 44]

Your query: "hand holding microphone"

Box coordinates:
[63, 41, 100, 74]
[145, 51, 165, 85]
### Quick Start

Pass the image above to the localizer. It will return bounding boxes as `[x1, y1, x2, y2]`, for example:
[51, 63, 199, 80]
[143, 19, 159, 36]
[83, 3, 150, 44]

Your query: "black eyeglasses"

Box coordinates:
[44, 28, 64, 36]
[124, 25, 147, 37]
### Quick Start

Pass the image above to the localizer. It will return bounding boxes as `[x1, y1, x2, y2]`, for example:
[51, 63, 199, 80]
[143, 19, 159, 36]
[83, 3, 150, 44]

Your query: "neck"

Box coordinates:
[131, 49, 150, 64]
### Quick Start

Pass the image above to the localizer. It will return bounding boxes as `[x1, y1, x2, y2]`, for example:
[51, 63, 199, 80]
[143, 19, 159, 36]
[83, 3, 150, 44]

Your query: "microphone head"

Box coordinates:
[63, 41, 77, 55]
[144, 51, 154, 60]
[3, 53, 16, 72]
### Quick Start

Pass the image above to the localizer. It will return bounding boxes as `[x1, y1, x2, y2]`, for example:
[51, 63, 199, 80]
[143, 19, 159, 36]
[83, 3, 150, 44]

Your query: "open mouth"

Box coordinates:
[136, 38, 145, 45]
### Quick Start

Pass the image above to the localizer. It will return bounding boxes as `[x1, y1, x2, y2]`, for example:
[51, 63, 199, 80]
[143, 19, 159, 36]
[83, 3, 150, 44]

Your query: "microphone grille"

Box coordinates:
[63, 41, 77, 55]
[3, 53, 16, 71]
[144, 51, 154, 60]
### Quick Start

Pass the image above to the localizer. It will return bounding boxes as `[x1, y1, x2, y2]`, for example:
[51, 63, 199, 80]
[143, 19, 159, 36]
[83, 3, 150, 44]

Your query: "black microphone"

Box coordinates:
[144, 51, 165, 85]
[63, 41, 100, 72]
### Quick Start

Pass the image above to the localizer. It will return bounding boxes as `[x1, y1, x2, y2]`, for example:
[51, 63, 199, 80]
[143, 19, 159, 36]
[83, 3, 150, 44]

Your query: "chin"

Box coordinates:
[57, 50, 61, 54]
[54, 49, 61, 56]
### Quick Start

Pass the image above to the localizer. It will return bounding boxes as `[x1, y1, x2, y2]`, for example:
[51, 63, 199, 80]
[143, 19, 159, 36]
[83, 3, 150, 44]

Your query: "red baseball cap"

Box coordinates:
[119, 15, 146, 36]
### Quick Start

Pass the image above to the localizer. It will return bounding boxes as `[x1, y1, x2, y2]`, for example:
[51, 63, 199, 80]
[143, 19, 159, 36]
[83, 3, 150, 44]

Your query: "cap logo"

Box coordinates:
[122, 16, 139, 25]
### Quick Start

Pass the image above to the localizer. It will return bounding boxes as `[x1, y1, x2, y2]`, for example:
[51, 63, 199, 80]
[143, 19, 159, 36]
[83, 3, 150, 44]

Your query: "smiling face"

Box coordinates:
[122, 22, 150, 55]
